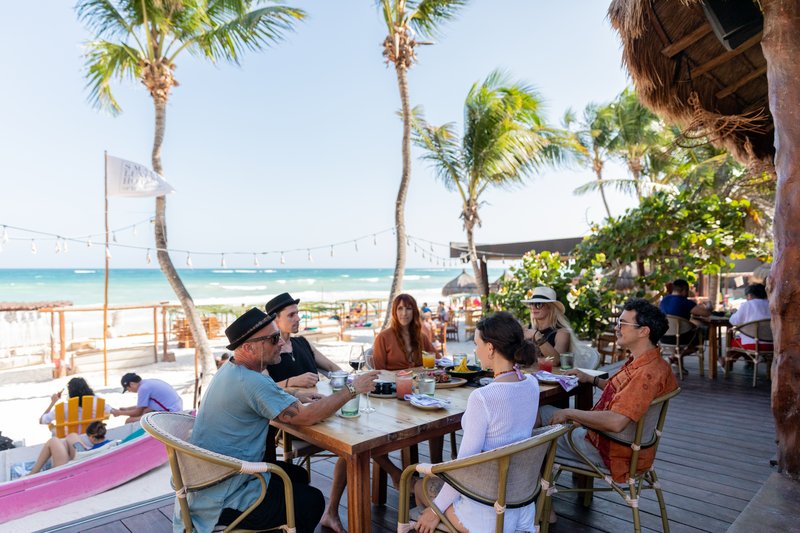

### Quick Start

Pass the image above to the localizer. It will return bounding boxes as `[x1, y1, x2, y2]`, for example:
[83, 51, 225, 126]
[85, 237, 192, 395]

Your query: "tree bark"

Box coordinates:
[762, 0, 800, 479]
[150, 98, 216, 390]
[593, 164, 613, 219]
[465, 215, 488, 302]
[385, 64, 411, 327]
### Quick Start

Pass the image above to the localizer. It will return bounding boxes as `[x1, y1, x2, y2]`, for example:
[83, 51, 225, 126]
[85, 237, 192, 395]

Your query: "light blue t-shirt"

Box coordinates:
[173, 362, 296, 532]
[137, 378, 183, 412]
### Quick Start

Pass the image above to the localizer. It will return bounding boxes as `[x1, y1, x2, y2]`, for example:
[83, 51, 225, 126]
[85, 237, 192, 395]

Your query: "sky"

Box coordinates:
[0, 1, 636, 269]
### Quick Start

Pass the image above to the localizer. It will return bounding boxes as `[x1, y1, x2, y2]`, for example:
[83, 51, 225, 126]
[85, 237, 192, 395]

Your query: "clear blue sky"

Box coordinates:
[0, 1, 635, 269]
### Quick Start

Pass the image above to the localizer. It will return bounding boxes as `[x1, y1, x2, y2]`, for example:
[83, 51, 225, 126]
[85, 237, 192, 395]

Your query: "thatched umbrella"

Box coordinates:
[609, 0, 800, 477]
[442, 270, 479, 296]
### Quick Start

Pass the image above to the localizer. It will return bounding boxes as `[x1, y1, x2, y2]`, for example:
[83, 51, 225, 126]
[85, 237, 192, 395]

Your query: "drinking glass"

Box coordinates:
[422, 351, 436, 369]
[349, 347, 364, 372]
[359, 347, 376, 413]
[418, 376, 436, 397]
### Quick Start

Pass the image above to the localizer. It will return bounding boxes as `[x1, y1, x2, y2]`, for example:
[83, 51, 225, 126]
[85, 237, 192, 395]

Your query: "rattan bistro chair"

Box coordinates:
[397, 424, 569, 533]
[552, 388, 681, 533]
[141, 411, 296, 533]
[662, 315, 703, 379]
[725, 319, 774, 387]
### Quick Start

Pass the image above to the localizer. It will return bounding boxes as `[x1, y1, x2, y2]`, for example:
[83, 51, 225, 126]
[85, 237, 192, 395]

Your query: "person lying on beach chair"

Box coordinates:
[111, 372, 183, 423]
[28, 421, 110, 475]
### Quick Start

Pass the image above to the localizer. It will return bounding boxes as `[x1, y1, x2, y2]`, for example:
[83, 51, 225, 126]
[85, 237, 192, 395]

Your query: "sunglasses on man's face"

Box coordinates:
[247, 332, 282, 346]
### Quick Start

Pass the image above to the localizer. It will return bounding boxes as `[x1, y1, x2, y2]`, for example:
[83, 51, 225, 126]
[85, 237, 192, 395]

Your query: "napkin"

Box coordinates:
[436, 357, 454, 367]
[534, 371, 579, 392]
[404, 394, 451, 408]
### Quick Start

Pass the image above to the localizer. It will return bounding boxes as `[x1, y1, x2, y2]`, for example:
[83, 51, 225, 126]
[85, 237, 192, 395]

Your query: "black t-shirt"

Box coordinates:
[266, 336, 319, 383]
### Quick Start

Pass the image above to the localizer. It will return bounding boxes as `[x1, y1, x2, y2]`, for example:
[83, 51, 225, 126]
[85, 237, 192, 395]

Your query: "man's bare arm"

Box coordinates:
[274, 371, 378, 425]
[550, 408, 631, 433]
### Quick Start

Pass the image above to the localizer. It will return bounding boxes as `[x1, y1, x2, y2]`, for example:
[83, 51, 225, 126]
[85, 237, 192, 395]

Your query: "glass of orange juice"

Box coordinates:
[422, 351, 436, 369]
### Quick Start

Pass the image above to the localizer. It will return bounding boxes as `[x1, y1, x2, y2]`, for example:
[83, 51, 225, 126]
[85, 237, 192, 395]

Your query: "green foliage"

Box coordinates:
[490, 191, 772, 340]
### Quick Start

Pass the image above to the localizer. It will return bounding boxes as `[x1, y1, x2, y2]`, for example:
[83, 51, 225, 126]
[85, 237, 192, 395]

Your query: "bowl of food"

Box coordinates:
[447, 365, 484, 381]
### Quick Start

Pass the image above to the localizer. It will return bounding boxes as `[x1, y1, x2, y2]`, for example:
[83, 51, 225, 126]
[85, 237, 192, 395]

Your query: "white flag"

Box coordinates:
[106, 155, 175, 197]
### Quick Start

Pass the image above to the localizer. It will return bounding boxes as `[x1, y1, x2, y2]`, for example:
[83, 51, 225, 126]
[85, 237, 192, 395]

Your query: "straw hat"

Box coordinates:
[521, 286, 565, 314]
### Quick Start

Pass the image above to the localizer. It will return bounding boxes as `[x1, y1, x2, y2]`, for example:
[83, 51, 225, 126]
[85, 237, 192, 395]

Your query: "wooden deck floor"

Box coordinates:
[44, 358, 776, 533]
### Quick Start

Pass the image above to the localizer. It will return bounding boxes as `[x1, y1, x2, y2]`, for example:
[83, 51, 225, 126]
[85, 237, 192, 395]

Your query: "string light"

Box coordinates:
[220, 254, 226, 268]
[373, 234, 377, 246]
[330, 245, 334, 258]
[354, 241, 358, 252]
[146, 249, 152, 264]
[87, 237, 92, 248]
[31, 240, 37, 254]
[280, 252, 285, 265]
[307, 249, 313, 262]
[63, 240, 69, 253]
[186, 253, 193, 268]
[55, 240, 62, 254]
[1, 226, 8, 244]
[105, 246, 112, 259]
[253, 253, 260, 267]
[112, 232, 117, 243]
[133, 226, 138, 237]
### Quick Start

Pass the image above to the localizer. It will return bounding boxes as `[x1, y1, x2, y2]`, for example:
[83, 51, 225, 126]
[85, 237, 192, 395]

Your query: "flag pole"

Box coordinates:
[103, 151, 110, 387]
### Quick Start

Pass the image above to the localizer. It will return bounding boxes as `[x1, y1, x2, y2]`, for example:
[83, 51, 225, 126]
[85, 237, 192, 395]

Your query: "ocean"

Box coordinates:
[0, 268, 503, 306]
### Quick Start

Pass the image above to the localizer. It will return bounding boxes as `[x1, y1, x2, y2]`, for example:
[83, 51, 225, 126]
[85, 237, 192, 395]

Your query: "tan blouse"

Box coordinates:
[373, 327, 435, 371]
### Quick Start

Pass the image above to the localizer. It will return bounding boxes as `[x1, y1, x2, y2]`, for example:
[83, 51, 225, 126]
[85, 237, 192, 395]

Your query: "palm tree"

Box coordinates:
[412, 70, 571, 301]
[565, 103, 615, 219]
[378, 0, 468, 325]
[77, 0, 305, 385]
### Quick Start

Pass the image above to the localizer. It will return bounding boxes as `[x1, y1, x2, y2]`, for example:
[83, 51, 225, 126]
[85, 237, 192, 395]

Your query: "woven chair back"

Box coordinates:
[575, 347, 601, 370]
[437, 425, 565, 508]
[142, 412, 239, 491]
[665, 315, 696, 337]
[736, 319, 773, 343]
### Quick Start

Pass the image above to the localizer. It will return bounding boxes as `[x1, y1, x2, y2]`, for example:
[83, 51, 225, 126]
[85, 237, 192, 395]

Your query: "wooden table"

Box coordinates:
[272, 368, 606, 533]
[694, 315, 731, 378]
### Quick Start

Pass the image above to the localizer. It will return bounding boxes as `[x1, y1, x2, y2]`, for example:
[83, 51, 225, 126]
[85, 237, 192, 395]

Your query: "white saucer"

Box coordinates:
[337, 411, 361, 419]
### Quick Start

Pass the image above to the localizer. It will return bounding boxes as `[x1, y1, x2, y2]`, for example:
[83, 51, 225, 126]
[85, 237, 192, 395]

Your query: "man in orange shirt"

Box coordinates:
[542, 299, 678, 483]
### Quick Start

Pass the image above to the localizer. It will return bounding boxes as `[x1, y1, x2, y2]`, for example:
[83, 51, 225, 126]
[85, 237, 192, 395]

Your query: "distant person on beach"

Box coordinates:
[38, 377, 111, 430]
[111, 372, 183, 423]
[184, 308, 377, 532]
[28, 421, 111, 475]
[262, 292, 348, 532]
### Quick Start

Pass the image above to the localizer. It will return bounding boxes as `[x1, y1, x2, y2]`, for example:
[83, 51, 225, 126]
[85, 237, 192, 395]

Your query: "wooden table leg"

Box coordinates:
[346, 452, 372, 533]
[709, 324, 718, 379]
[371, 459, 387, 505]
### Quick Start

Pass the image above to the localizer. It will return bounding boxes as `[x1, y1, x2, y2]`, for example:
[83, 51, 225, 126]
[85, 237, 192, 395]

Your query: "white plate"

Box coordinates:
[409, 400, 445, 410]
[337, 411, 361, 419]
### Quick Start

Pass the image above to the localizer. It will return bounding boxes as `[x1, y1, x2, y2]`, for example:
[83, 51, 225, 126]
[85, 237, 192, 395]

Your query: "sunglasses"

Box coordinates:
[247, 332, 282, 346]
[529, 302, 549, 309]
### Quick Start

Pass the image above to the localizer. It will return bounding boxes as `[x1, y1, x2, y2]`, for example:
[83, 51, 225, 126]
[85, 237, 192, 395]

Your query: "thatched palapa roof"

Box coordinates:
[608, 0, 773, 168]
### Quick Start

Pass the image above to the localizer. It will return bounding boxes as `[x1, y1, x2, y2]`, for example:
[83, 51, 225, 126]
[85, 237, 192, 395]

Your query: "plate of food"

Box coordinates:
[416, 369, 467, 388]
[447, 362, 484, 381]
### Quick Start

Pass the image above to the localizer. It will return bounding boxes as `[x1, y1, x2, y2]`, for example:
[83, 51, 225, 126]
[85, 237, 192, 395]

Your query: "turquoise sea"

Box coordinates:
[0, 268, 504, 306]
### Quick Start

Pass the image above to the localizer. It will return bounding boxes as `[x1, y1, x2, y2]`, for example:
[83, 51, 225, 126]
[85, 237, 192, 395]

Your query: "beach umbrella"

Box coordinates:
[752, 262, 771, 284]
[442, 270, 479, 296]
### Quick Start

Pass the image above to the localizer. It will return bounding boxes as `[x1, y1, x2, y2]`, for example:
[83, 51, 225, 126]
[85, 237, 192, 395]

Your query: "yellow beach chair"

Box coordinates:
[50, 395, 109, 438]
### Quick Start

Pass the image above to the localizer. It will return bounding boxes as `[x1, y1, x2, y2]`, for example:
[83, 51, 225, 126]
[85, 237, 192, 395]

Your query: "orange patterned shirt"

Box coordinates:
[587, 347, 678, 482]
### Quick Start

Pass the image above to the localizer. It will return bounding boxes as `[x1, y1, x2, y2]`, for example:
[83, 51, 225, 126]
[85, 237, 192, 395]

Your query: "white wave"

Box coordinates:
[262, 269, 277, 273]
[209, 282, 220, 286]
[340, 274, 350, 278]
[73, 270, 96, 274]
[405, 275, 422, 281]
[221, 284, 268, 291]
[234, 270, 258, 274]
[359, 277, 380, 283]
[276, 279, 287, 284]
[296, 278, 316, 285]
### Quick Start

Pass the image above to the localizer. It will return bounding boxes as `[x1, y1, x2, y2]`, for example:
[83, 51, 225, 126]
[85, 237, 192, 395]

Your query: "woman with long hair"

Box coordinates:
[373, 293, 435, 370]
[523, 286, 580, 367]
[414, 311, 541, 533]
[29, 421, 111, 475]
[38, 377, 111, 428]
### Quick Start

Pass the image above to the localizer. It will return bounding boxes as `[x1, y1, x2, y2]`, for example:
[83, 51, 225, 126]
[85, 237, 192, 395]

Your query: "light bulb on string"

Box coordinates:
[280, 252, 285, 265]
[354, 240, 358, 252]
[186, 253, 193, 268]
[105, 246, 112, 259]
[132, 225, 138, 237]
[87, 237, 92, 248]
[373, 234, 377, 246]
[307, 249, 313, 262]
[63, 240, 69, 253]
[330, 245, 334, 258]
[1, 226, 8, 244]
[31, 240, 37, 254]
[430, 244, 434, 252]
[253, 253, 260, 267]
[220, 254, 226, 268]
[146, 249, 152, 264]
[55, 239, 62, 254]
[112, 232, 117, 243]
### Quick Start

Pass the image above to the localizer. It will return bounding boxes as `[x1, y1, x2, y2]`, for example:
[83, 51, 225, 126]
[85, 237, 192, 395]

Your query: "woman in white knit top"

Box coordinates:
[414, 311, 541, 533]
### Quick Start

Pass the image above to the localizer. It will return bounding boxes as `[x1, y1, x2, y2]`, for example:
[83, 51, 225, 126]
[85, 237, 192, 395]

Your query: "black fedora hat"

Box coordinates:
[225, 308, 276, 350]
[265, 292, 300, 316]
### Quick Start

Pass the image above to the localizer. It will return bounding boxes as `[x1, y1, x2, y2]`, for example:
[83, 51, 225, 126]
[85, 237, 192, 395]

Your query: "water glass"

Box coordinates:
[560, 352, 574, 370]
[453, 353, 466, 368]
[341, 395, 360, 416]
[418, 376, 436, 397]
[330, 371, 348, 391]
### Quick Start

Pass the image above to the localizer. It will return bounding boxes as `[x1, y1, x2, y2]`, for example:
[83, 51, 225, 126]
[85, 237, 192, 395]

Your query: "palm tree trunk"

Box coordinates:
[762, 0, 800, 478]
[594, 169, 612, 219]
[384, 65, 411, 327]
[464, 206, 488, 302]
[151, 98, 215, 389]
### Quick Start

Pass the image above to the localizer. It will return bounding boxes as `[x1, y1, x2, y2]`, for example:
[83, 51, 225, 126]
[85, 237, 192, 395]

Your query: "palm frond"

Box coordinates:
[574, 177, 639, 196]
[188, 5, 306, 63]
[408, 0, 469, 38]
[76, 0, 136, 40]
[83, 40, 143, 114]
[410, 107, 464, 192]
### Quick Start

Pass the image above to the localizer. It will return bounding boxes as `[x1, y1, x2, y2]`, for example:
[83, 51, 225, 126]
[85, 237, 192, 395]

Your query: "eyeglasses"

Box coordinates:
[529, 302, 548, 310]
[247, 332, 282, 346]
[615, 319, 642, 329]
